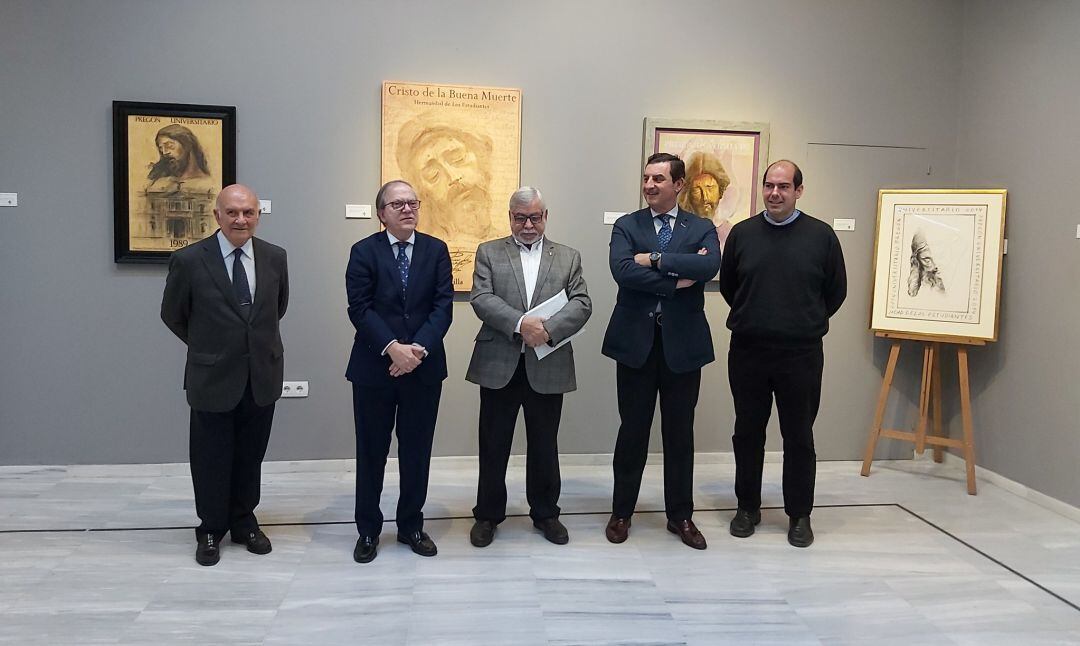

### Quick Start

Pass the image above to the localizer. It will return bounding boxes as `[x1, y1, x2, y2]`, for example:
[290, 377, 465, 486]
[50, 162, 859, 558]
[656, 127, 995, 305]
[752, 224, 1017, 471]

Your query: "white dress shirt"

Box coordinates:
[512, 236, 546, 351]
[216, 230, 256, 300]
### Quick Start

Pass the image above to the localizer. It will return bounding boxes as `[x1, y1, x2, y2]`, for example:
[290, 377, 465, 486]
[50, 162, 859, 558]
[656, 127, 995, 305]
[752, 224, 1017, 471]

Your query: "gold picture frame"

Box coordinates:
[870, 189, 1007, 342]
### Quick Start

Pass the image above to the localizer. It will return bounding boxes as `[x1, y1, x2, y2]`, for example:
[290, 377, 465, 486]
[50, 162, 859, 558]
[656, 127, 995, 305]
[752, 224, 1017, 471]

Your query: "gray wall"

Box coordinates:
[2, 1, 964, 466]
[954, 0, 1080, 507]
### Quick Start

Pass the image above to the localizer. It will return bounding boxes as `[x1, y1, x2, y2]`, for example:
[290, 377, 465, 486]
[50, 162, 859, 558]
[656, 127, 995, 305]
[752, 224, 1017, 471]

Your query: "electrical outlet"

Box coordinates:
[281, 381, 309, 398]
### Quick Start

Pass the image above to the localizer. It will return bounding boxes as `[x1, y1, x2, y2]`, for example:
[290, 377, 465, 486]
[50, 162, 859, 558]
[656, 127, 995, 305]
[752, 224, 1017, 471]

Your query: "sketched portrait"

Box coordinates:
[907, 230, 946, 296]
[381, 82, 522, 290]
[115, 102, 232, 261]
[872, 190, 1006, 340]
[395, 113, 501, 244]
[894, 209, 975, 315]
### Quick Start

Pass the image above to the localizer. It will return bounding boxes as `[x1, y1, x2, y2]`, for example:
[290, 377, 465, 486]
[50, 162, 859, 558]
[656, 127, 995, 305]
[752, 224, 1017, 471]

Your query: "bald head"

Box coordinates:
[214, 184, 261, 247]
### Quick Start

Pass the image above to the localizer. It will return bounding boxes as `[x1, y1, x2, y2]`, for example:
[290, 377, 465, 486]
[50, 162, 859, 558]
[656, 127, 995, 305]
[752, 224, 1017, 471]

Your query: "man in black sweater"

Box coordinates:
[718, 160, 846, 548]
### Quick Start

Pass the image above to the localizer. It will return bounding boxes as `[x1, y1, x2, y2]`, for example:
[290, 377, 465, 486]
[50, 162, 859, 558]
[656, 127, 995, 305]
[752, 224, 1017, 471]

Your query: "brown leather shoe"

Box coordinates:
[605, 514, 630, 543]
[666, 519, 707, 550]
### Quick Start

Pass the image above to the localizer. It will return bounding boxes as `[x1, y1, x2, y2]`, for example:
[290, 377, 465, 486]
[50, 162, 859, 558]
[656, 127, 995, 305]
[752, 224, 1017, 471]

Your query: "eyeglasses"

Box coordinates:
[384, 200, 421, 212]
[511, 213, 544, 225]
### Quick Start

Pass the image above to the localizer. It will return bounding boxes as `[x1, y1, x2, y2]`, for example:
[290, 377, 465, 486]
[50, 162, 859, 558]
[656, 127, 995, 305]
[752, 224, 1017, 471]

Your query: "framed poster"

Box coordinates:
[113, 101, 236, 263]
[870, 189, 1007, 342]
[642, 118, 769, 231]
[381, 81, 522, 291]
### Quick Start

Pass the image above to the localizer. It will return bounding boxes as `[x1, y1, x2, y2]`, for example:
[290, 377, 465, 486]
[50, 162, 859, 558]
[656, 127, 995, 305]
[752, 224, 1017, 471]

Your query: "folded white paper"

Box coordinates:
[524, 291, 582, 360]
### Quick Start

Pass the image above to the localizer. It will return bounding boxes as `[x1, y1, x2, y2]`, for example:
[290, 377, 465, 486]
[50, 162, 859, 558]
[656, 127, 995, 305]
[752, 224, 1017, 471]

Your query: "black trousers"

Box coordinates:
[612, 330, 700, 521]
[473, 356, 564, 524]
[189, 381, 274, 539]
[728, 340, 823, 518]
[352, 376, 441, 537]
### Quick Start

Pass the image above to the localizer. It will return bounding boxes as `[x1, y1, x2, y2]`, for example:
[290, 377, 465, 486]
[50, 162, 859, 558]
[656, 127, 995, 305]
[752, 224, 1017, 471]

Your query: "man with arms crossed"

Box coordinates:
[602, 153, 721, 549]
[161, 183, 289, 566]
[719, 160, 847, 548]
[466, 187, 592, 547]
[345, 180, 453, 563]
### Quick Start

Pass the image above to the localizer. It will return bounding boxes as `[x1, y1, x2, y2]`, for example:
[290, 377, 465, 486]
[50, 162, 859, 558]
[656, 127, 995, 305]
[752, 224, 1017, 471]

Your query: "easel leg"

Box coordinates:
[914, 344, 934, 455]
[957, 347, 977, 494]
[931, 343, 945, 463]
[862, 341, 901, 476]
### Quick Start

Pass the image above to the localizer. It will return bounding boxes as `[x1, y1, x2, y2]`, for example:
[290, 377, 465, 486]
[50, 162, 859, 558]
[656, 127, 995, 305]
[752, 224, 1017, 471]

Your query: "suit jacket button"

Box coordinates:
[404, 314, 410, 320]
[648, 312, 655, 318]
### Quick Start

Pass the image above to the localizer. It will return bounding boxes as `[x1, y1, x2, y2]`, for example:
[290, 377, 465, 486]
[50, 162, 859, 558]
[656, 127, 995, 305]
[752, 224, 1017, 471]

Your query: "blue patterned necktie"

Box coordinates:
[396, 241, 410, 297]
[657, 214, 673, 252]
[231, 248, 252, 319]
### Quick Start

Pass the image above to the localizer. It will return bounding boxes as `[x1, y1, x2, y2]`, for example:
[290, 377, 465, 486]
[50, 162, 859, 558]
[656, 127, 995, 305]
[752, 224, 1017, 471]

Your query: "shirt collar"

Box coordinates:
[764, 209, 801, 226]
[216, 230, 254, 259]
[650, 205, 679, 220]
[513, 235, 544, 252]
[386, 230, 416, 246]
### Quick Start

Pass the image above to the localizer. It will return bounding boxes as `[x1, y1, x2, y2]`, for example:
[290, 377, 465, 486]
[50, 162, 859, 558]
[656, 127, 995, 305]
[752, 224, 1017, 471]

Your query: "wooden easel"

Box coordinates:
[860, 331, 983, 494]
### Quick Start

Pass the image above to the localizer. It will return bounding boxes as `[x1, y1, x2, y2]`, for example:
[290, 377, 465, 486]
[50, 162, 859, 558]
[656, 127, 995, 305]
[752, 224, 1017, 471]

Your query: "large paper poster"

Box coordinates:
[382, 81, 522, 291]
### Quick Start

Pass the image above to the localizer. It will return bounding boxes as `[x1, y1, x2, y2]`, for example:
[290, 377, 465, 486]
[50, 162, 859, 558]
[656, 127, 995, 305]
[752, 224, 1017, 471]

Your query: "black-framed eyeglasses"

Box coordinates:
[385, 199, 421, 212]
[511, 213, 544, 225]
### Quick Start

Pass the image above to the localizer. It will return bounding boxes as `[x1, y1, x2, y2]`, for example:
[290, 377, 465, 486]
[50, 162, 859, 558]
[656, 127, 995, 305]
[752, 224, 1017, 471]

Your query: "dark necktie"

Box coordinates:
[232, 248, 251, 319]
[396, 241, 410, 297]
[657, 214, 672, 252]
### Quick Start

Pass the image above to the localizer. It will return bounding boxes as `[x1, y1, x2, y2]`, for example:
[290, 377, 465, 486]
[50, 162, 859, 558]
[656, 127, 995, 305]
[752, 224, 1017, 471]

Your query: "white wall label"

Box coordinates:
[259, 199, 271, 214]
[0, 193, 17, 207]
[604, 211, 626, 225]
[832, 218, 855, 231]
[346, 204, 371, 219]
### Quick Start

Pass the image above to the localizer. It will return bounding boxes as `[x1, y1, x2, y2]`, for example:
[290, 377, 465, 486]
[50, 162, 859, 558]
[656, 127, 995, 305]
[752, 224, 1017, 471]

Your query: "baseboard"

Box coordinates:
[935, 451, 1080, 523]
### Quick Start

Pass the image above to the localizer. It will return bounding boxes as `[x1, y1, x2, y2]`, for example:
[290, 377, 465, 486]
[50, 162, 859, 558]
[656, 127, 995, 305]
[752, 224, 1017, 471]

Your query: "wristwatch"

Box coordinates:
[649, 252, 661, 269]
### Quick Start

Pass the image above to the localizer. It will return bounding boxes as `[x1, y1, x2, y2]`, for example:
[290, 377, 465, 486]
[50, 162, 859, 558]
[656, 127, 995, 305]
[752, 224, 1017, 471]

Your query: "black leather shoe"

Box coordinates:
[533, 517, 569, 545]
[605, 515, 631, 543]
[397, 530, 437, 557]
[353, 535, 379, 563]
[666, 519, 707, 550]
[788, 516, 814, 548]
[231, 529, 272, 555]
[729, 508, 762, 538]
[470, 520, 495, 547]
[195, 533, 220, 566]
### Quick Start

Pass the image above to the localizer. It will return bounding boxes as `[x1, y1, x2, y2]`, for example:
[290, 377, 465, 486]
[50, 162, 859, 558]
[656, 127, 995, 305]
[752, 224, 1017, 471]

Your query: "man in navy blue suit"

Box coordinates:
[345, 180, 453, 563]
[601, 153, 721, 550]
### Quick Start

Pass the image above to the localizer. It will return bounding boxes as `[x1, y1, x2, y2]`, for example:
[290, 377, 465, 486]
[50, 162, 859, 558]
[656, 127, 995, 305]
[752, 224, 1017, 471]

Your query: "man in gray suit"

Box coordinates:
[161, 184, 289, 566]
[465, 187, 592, 547]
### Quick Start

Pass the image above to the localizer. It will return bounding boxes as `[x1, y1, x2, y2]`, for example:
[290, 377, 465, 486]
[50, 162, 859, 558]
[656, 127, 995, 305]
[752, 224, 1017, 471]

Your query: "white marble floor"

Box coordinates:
[2, 456, 1079, 645]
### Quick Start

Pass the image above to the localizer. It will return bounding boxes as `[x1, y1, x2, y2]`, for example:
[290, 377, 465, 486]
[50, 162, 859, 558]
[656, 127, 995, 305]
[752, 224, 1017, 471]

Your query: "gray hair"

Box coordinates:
[508, 186, 545, 212]
[375, 180, 414, 209]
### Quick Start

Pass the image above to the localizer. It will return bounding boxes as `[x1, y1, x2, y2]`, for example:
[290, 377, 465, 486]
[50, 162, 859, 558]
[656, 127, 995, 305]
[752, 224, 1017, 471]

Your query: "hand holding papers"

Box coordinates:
[525, 291, 582, 360]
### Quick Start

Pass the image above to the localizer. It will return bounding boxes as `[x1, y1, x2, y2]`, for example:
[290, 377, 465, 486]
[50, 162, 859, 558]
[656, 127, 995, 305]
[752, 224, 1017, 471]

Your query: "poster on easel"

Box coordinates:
[870, 189, 1006, 342]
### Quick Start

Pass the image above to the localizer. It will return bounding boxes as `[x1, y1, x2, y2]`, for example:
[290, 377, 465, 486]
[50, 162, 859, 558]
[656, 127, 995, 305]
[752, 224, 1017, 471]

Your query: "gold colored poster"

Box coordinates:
[127, 115, 226, 252]
[381, 81, 522, 291]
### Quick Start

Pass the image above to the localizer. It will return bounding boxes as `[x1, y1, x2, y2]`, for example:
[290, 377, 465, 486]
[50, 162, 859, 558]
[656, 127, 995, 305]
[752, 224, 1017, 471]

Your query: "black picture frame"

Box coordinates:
[113, 101, 236, 263]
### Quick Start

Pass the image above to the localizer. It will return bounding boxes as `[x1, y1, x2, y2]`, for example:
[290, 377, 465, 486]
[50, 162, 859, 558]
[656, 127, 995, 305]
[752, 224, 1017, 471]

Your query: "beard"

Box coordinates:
[148, 154, 183, 181]
[430, 183, 493, 240]
[695, 201, 717, 218]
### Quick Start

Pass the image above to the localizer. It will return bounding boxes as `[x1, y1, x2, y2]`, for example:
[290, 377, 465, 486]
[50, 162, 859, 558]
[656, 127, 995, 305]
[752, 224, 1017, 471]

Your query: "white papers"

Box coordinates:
[525, 291, 582, 360]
